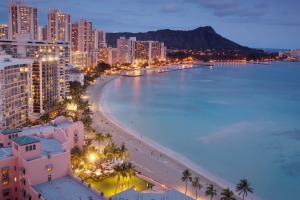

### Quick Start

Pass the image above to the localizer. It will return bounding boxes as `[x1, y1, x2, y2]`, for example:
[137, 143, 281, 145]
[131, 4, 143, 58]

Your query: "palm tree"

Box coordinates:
[125, 162, 135, 189]
[205, 184, 217, 200]
[120, 163, 127, 191]
[221, 188, 236, 200]
[118, 143, 129, 162]
[191, 177, 202, 199]
[104, 133, 113, 145]
[181, 169, 192, 195]
[94, 132, 105, 153]
[113, 164, 122, 194]
[236, 179, 253, 200]
[70, 146, 84, 168]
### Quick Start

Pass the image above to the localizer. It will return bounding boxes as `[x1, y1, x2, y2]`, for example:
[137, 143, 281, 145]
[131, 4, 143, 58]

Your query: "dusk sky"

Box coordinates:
[1, 0, 299, 49]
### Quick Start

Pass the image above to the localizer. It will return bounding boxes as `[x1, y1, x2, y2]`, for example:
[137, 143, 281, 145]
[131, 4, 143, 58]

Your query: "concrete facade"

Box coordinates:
[0, 116, 92, 200]
[0, 55, 33, 131]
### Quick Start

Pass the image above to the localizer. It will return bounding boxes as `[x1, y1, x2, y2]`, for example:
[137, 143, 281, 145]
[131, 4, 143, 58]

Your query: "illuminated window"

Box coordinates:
[46, 164, 53, 171]
[1, 167, 9, 178]
[2, 178, 9, 185]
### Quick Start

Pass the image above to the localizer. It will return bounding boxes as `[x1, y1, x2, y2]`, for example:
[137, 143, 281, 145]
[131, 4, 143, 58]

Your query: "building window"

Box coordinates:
[19, 167, 25, 175]
[26, 146, 29, 151]
[20, 188, 26, 197]
[29, 145, 32, 151]
[33, 144, 36, 150]
[20, 178, 26, 185]
[14, 144, 18, 150]
[1, 167, 9, 178]
[46, 164, 53, 171]
[2, 188, 10, 196]
[2, 178, 9, 185]
[8, 135, 11, 139]
[74, 130, 78, 136]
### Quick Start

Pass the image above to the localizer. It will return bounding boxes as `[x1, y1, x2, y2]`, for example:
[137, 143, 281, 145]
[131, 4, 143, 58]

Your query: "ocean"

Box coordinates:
[101, 62, 300, 200]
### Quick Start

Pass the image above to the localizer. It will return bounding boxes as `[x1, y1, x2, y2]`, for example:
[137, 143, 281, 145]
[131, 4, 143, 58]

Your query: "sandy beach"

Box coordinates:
[86, 74, 255, 200]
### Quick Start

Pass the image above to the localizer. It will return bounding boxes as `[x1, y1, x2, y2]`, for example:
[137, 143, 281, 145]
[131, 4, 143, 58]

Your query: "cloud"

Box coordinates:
[186, 0, 268, 18]
[162, 3, 183, 13]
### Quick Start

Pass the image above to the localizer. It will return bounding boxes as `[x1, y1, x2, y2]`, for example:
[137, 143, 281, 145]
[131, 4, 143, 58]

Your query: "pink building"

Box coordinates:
[0, 116, 104, 200]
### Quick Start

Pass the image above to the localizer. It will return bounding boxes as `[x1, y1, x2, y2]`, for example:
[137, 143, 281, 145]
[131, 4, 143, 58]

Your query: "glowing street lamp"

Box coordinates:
[90, 154, 95, 162]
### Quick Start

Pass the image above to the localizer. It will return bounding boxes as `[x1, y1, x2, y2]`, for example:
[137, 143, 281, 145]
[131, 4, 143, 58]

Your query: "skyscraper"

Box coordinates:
[0, 34, 71, 104]
[0, 24, 9, 39]
[134, 41, 166, 62]
[92, 29, 107, 49]
[0, 55, 33, 130]
[8, 0, 38, 40]
[117, 37, 135, 64]
[47, 9, 71, 42]
[71, 19, 93, 52]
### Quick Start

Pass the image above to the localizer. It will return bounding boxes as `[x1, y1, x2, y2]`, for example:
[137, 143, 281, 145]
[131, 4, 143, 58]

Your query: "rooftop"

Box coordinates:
[22, 122, 70, 136]
[36, 136, 63, 157]
[111, 188, 194, 200]
[0, 147, 12, 160]
[1, 128, 22, 135]
[0, 55, 33, 69]
[33, 176, 104, 200]
[13, 136, 39, 146]
[69, 67, 83, 74]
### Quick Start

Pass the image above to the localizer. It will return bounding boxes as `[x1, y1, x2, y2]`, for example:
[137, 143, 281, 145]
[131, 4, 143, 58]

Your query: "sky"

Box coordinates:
[0, 0, 299, 49]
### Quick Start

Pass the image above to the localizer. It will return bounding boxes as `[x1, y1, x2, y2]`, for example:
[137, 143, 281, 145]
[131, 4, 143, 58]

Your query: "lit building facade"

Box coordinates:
[71, 51, 88, 68]
[8, 0, 38, 40]
[134, 41, 166, 62]
[0, 24, 9, 39]
[290, 49, 300, 58]
[108, 47, 118, 65]
[32, 59, 59, 114]
[0, 55, 33, 131]
[0, 34, 71, 102]
[117, 37, 135, 64]
[71, 19, 93, 53]
[92, 29, 107, 49]
[47, 9, 71, 42]
[97, 48, 108, 64]
[88, 49, 98, 68]
[0, 116, 101, 200]
[95, 47, 118, 66]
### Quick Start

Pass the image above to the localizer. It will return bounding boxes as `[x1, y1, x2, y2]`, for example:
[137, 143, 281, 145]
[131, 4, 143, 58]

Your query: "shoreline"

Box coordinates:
[86, 73, 259, 200]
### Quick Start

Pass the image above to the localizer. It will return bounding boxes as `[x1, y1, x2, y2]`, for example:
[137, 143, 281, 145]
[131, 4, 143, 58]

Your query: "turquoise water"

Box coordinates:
[101, 62, 300, 200]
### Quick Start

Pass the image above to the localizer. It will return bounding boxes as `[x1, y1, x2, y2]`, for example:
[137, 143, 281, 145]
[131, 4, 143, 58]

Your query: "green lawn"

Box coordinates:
[85, 174, 149, 197]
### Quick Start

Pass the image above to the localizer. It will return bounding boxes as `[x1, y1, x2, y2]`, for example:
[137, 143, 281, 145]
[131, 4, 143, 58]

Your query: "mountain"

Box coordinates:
[106, 26, 253, 51]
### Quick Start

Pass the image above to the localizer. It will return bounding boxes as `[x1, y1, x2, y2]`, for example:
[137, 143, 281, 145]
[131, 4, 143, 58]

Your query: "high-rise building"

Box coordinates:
[37, 26, 43, 40]
[71, 51, 88, 68]
[96, 47, 118, 66]
[0, 55, 33, 130]
[97, 48, 108, 64]
[88, 49, 98, 68]
[161, 43, 167, 61]
[42, 25, 47, 40]
[0, 24, 9, 39]
[47, 9, 71, 42]
[8, 0, 38, 40]
[108, 47, 118, 65]
[92, 29, 107, 49]
[117, 37, 135, 64]
[0, 34, 71, 104]
[32, 58, 59, 114]
[71, 19, 92, 52]
[134, 41, 166, 62]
